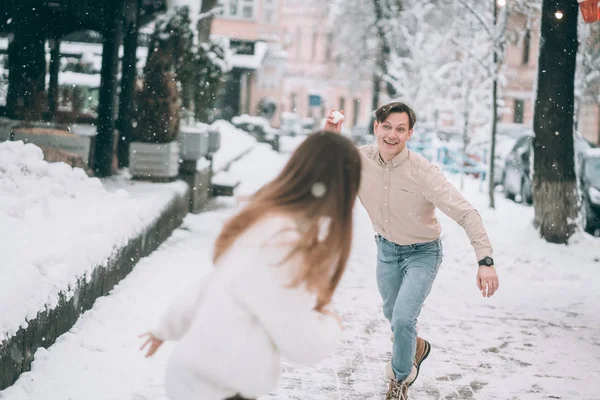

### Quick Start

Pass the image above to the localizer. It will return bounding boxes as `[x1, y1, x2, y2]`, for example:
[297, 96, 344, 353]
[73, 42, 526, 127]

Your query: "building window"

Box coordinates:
[291, 93, 297, 112]
[264, 9, 273, 23]
[296, 27, 302, 60]
[312, 28, 318, 61]
[263, 0, 275, 24]
[514, 99, 525, 124]
[325, 32, 333, 62]
[353, 98, 360, 126]
[522, 30, 530, 65]
[217, 0, 256, 19]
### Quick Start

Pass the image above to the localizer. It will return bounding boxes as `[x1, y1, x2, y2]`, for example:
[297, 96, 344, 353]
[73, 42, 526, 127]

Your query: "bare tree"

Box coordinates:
[328, 0, 403, 110]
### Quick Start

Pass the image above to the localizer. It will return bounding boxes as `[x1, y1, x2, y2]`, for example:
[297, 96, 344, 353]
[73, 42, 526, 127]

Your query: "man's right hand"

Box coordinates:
[324, 109, 344, 133]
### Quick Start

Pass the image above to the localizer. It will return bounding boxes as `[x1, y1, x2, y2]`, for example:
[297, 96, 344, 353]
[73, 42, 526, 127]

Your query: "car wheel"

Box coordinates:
[514, 179, 524, 203]
[502, 173, 514, 200]
[521, 179, 533, 205]
[581, 202, 600, 236]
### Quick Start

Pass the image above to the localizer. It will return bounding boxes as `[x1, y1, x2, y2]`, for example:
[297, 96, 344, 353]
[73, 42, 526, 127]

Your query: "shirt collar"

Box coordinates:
[376, 146, 409, 168]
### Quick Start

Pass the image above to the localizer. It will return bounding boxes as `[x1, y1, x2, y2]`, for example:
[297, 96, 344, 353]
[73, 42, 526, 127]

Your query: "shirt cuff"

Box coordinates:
[475, 248, 493, 264]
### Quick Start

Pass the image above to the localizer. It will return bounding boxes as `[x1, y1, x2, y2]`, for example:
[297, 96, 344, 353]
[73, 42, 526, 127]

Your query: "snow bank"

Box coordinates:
[0, 141, 186, 342]
[210, 120, 257, 172]
[212, 142, 291, 197]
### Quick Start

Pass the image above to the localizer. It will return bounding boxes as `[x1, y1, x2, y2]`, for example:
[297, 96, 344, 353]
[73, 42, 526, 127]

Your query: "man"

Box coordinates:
[325, 102, 499, 400]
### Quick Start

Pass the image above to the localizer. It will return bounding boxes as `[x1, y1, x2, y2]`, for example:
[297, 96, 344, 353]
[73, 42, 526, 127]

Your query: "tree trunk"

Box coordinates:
[94, 1, 124, 176]
[117, 14, 140, 168]
[532, 0, 579, 243]
[197, 0, 219, 44]
[7, 11, 47, 120]
[372, 72, 381, 113]
[461, 75, 472, 192]
[372, 0, 399, 99]
[48, 39, 61, 120]
[489, 74, 498, 208]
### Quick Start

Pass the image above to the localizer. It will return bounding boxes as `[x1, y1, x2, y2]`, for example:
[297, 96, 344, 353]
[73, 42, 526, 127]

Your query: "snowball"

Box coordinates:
[331, 111, 345, 124]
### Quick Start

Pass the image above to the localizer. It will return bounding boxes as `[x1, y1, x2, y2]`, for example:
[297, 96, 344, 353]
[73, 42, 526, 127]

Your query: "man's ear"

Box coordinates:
[407, 128, 414, 139]
[373, 120, 379, 133]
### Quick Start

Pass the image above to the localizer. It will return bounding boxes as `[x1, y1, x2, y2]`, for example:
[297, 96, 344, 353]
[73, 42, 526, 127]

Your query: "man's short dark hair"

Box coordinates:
[375, 102, 417, 129]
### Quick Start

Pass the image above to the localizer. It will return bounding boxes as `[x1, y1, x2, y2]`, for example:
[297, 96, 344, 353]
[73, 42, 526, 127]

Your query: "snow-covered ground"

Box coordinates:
[0, 124, 258, 343]
[0, 141, 187, 342]
[1, 139, 599, 400]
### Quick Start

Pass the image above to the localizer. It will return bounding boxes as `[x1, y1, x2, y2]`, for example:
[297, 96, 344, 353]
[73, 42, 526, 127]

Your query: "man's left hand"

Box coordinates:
[476, 266, 499, 298]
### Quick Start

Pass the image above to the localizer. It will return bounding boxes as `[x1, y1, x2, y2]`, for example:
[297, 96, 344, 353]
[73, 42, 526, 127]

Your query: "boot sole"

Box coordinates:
[410, 340, 431, 387]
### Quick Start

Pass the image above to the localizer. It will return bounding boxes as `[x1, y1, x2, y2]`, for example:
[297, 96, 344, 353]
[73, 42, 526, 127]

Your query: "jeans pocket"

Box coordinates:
[414, 239, 438, 251]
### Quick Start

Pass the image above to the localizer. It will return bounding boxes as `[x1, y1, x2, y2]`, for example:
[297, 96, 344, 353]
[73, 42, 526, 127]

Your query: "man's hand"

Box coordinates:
[476, 266, 499, 298]
[324, 109, 344, 133]
[139, 332, 164, 357]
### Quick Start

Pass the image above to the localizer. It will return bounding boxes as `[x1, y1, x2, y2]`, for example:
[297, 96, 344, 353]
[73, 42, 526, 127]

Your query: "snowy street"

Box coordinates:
[1, 143, 599, 400]
[2, 0, 600, 398]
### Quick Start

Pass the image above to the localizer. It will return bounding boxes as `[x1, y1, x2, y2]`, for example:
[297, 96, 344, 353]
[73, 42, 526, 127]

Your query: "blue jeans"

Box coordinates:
[375, 234, 443, 381]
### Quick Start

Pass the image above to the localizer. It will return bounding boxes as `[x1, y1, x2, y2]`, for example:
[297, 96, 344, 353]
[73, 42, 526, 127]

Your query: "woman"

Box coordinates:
[140, 130, 362, 400]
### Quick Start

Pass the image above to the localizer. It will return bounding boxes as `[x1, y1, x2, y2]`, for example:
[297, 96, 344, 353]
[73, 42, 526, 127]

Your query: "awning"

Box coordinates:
[229, 40, 268, 70]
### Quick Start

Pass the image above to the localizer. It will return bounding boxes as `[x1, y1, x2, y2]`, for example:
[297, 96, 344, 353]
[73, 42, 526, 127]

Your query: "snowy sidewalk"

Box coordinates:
[1, 147, 599, 399]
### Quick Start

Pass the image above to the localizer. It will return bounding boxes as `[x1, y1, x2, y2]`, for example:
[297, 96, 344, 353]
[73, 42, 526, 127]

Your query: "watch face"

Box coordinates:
[486, 257, 493, 265]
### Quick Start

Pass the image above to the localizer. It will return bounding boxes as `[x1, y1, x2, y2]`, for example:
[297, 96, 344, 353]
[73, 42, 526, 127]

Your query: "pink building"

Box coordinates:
[211, 0, 373, 130]
[501, 10, 600, 145]
[501, 12, 540, 126]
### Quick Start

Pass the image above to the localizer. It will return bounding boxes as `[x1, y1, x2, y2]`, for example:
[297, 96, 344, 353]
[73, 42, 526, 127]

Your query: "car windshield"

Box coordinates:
[585, 158, 600, 178]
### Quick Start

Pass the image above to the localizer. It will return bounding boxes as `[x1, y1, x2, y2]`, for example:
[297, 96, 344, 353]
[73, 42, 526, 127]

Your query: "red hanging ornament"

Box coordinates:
[579, 0, 600, 24]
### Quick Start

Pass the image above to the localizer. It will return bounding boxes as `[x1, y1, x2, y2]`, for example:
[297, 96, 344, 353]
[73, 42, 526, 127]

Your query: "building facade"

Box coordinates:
[211, 0, 373, 130]
[501, 9, 600, 145]
[211, 1, 600, 143]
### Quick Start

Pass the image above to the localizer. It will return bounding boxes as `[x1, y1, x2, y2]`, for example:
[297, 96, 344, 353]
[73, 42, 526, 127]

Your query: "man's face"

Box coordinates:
[373, 112, 413, 162]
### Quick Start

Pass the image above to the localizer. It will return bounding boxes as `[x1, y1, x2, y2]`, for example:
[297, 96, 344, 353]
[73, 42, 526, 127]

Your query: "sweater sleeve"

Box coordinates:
[152, 272, 212, 341]
[230, 233, 342, 366]
[422, 165, 494, 262]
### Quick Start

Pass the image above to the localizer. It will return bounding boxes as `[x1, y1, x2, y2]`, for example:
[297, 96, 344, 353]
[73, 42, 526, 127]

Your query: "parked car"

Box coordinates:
[580, 148, 600, 234]
[466, 123, 533, 187]
[231, 114, 280, 152]
[279, 112, 303, 137]
[502, 133, 596, 205]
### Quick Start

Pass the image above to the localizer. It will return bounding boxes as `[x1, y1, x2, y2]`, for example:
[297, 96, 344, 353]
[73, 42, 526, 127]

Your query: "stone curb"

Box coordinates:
[0, 183, 191, 390]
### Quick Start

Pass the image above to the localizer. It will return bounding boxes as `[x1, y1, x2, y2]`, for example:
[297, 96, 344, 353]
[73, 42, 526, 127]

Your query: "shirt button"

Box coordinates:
[384, 186, 388, 189]
[385, 220, 388, 222]
[384, 203, 387, 206]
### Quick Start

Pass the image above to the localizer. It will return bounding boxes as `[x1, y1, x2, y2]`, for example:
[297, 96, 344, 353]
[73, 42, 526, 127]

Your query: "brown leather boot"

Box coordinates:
[386, 378, 409, 400]
[412, 337, 431, 385]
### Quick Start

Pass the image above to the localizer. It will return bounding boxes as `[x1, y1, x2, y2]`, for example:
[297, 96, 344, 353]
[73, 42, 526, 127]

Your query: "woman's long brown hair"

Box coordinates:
[213, 130, 362, 311]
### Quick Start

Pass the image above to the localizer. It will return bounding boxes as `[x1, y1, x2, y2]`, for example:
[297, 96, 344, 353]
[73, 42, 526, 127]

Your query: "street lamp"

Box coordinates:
[497, 0, 506, 6]
[555, 10, 564, 19]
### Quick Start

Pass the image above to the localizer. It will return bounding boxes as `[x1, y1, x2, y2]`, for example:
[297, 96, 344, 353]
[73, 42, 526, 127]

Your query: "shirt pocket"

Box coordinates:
[394, 187, 420, 208]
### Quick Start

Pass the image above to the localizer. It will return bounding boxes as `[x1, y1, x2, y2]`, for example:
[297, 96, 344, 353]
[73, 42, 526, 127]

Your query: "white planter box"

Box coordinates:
[129, 141, 180, 179]
[12, 127, 93, 164]
[207, 128, 221, 154]
[0, 118, 18, 143]
[179, 125, 209, 160]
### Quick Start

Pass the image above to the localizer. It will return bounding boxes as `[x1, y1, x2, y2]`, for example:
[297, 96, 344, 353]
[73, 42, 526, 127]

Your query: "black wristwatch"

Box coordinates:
[478, 256, 494, 267]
